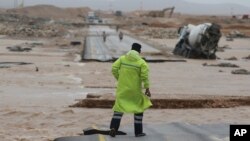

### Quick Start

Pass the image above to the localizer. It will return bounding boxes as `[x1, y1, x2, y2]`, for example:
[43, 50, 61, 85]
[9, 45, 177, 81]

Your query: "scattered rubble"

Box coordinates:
[232, 69, 250, 75]
[226, 30, 249, 38]
[0, 13, 68, 38]
[217, 45, 231, 52]
[203, 62, 239, 68]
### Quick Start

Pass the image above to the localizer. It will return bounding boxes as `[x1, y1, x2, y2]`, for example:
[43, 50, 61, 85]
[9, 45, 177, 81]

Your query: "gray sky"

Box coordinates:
[185, 0, 250, 6]
[0, 0, 250, 9]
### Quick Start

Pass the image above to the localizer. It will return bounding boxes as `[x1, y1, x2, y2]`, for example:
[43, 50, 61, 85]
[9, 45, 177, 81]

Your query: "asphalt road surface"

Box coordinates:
[54, 122, 229, 141]
[83, 25, 162, 61]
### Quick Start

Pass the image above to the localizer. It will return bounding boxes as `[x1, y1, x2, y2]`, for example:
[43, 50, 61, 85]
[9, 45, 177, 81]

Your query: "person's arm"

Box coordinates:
[112, 58, 121, 80]
[141, 61, 151, 97]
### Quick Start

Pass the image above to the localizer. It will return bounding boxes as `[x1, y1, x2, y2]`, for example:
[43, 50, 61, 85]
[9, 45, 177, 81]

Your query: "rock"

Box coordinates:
[232, 69, 250, 75]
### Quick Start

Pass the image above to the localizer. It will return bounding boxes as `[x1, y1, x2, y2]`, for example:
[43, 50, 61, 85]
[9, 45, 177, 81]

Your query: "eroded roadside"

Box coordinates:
[71, 93, 250, 109]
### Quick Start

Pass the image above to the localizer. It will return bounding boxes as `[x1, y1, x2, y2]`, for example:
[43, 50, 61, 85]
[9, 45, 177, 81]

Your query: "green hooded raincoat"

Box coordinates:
[112, 50, 152, 113]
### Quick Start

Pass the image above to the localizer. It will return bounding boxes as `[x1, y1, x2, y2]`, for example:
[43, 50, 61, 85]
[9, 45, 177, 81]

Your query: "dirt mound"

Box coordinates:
[7, 5, 91, 19]
[0, 13, 68, 38]
[65, 7, 91, 18]
[70, 94, 250, 109]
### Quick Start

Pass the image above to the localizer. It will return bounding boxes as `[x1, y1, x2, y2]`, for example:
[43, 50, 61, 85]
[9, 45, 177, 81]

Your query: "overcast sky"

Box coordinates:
[0, 0, 250, 9]
[185, 0, 250, 6]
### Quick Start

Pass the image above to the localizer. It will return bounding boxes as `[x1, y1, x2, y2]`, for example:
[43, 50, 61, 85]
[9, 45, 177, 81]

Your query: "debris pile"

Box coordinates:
[0, 14, 68, 38]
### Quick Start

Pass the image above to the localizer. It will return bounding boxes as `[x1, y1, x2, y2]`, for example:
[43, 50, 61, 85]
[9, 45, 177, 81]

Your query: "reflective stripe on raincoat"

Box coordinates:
[112, 50, 152, 113]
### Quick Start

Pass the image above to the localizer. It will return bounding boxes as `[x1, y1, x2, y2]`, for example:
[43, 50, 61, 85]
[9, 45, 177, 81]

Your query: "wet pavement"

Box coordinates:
[83, 25, 161, 61]
[55, 122, 229, 141]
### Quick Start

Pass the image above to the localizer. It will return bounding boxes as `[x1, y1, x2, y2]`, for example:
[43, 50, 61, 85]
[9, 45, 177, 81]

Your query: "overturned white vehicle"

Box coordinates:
[173, 23, 221, 59]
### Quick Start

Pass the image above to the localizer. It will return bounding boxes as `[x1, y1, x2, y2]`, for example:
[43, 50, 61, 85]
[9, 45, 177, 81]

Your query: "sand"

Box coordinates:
[0, 34, 250, 141]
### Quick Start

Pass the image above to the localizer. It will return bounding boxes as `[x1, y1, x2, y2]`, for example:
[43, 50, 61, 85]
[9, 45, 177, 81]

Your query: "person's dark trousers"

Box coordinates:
[110, 111, 123, 131]
[134, 113, 144, 135]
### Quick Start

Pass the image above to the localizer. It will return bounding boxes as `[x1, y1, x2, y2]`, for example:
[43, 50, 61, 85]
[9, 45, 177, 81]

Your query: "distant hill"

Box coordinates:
[6, 5, 91, 19]
[110, 0, 250, 15]
[170, 0, 250, 15]
[0, 8, 6, 14]
[3, 0, 250, 17]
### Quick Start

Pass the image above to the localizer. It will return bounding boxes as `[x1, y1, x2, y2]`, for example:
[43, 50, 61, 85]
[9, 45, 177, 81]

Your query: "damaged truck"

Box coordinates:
[173, 23, 221, 59]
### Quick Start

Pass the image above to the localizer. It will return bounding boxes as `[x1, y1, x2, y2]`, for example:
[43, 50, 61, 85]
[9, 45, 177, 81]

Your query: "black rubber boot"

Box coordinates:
[109, 112, 123, 137]
[135, 133, 146, 137]
[109, 128, 116, 137]
[134, 113, 146, 137]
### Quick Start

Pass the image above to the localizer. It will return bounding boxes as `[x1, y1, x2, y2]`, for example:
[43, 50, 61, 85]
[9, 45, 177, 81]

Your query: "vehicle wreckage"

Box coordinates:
[173, 23, 221, 59]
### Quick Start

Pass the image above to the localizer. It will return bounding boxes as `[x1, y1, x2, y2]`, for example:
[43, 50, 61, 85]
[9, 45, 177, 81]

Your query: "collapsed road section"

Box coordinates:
[82, 25, 168, 62]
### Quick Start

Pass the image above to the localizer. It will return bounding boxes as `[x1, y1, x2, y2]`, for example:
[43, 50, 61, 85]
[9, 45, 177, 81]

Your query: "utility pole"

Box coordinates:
[230, 7, 234, 16]
[109, 2, 113, 13]
[140, 1, 143, 11]
[20, 0, 24, 8]
[13, 0, 18, 8]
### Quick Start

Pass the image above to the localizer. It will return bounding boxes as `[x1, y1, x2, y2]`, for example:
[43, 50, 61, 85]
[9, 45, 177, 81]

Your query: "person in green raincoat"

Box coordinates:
[109, 43, 152, 137]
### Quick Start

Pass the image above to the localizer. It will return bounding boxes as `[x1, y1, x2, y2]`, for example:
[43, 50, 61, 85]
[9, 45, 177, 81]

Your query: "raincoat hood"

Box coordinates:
[126, 50, 141, 61]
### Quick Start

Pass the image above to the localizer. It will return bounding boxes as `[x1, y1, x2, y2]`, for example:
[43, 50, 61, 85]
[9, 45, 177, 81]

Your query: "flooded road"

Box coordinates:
[83, 25, 161, 61]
